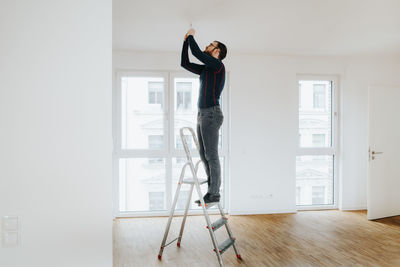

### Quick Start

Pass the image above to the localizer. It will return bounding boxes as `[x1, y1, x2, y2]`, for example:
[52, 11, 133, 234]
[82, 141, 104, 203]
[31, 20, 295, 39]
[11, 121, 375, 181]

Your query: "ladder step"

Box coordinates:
[199, 202, 218, 209]
[182, 178, 208, 184]
[207, 217, 228, 231]
[214, 238, 235, 255]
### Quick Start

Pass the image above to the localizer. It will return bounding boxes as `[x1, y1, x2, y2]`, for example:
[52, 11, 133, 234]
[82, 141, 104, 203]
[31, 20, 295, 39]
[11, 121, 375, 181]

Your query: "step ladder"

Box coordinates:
[158, 127, 242, 267]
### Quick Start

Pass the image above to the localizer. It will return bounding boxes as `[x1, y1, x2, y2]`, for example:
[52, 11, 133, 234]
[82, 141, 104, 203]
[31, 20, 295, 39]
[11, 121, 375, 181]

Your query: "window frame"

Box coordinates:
[113, 70, 230, 217]
[296, 74, 340, 210]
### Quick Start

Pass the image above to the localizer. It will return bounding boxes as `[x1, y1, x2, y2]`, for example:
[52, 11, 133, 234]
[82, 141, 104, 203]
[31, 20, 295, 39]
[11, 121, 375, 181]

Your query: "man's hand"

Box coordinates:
[184, 28, 195, 41]
[186, 28, 195, 37]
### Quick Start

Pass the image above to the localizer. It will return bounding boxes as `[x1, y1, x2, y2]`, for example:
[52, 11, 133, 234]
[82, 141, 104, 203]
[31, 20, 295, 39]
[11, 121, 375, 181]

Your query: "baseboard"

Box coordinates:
[228, 209, 297, 215]
[340, 206, 367, 211]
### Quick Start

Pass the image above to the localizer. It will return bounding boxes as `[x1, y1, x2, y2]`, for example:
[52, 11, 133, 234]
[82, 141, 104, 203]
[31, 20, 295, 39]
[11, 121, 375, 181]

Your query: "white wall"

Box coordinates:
[0, 1, 112, 267]
[341, 56, 400, 210]
[113, 50, 400, 214]
[227, 55, 345, 214]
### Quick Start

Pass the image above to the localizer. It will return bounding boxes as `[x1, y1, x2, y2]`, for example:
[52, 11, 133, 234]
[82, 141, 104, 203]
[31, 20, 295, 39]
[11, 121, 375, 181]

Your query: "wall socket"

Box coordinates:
[250, 193, 274, 199]
[2, 216, 20, 248]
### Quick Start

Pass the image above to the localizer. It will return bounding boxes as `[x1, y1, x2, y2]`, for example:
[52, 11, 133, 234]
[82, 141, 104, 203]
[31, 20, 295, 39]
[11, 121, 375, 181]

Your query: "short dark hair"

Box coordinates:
[215, 41, 227, 60]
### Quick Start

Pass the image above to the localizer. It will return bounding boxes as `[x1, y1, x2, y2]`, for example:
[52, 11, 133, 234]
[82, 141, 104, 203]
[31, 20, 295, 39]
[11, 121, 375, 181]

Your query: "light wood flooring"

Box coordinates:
[113, 210, 400, 267]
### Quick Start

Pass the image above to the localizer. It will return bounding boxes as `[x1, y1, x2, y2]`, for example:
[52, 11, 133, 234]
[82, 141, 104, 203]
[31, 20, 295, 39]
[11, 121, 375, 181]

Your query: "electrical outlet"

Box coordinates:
[251, 194, 274, 199]
[2, 232, 19, 248]
[2, 216, 20, 248]
[3, 216, 19, 231]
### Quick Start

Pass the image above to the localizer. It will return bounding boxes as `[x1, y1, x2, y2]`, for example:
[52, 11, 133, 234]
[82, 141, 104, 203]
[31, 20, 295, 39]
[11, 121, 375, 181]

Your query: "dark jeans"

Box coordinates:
[197, 105, 224, 197]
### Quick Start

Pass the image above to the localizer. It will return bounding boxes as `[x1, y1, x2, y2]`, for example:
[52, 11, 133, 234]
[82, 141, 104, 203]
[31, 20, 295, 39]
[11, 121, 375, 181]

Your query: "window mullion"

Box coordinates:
[165, 72, 173, 210]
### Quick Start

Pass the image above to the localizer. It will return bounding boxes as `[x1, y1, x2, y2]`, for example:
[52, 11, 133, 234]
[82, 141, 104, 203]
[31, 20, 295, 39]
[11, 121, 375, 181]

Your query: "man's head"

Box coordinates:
[204, 41, 227, 60]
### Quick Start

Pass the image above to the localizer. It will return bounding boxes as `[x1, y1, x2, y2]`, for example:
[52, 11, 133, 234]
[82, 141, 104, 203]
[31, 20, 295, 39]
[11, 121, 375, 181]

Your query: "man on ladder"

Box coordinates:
[158, 29, 240, 267]
[181, 28, 227, 204]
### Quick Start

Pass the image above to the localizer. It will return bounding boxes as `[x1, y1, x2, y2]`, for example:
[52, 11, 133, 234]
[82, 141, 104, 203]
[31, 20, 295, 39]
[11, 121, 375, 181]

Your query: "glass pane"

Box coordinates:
[313, 84, 326, 109]
[119, 158, 166, 212]
[174, 77, 222, 150]
[296, 155, 334, 205]
[148, 135, 163, 149]
[171, 157, 225, 210]
[121, 77, 165, 149]
[299, 80, 332, 148]
[176, 134, 193, 149]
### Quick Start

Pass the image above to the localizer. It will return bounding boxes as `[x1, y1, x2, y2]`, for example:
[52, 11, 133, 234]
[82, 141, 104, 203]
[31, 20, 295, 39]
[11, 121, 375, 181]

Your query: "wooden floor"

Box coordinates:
[113, 210, 400, 267]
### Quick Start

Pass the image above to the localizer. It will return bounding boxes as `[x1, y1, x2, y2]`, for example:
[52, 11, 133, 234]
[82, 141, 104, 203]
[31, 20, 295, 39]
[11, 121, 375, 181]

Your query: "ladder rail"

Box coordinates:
[176, 183, 194, 246]
[177, 160, 201, 245]
[180, 127, 200, 154]
[158, 162, 189, 255]
[180, 127, 209, 189]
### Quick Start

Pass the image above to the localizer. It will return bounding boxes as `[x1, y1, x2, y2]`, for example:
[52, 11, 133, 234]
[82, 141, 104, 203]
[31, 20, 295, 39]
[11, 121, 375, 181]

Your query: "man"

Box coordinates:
[180, 28, 227, 204]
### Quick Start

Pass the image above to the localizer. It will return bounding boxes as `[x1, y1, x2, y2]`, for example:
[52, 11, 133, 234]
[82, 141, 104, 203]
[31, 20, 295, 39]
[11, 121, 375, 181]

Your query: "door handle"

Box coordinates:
[371, 151, 383, 160]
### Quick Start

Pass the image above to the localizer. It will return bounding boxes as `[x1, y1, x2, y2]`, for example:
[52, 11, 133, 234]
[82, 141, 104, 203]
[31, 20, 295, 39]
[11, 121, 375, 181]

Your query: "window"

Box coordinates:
[176, 82, 192, 110]
[312, 186, 325, 205]
[299, 81, 332, 148]
[312, 134, 325, 147]
[177, 191, 190, 210]
[148, 82, 163, 108]
[120, 76, 165, 150]
[149, 192, 165, 210]
[297, 77, 338, 208]
[296, 155, 333, 205]
[176, 157, 186, 164]
[172, 157, 225, 211]
[313, 84, 326, 109]
[148, 135, 163, 149]
[176, 135, 192, 149]
[149, 158, 164, 165]
[119, 158, 166, 212]
[115, 71, 229, 216]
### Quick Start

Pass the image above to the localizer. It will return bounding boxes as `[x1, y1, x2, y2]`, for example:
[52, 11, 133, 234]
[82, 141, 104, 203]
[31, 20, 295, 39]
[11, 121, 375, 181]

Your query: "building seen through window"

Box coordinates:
[176, 82, 192, 110]
[148, 81, 164, 108]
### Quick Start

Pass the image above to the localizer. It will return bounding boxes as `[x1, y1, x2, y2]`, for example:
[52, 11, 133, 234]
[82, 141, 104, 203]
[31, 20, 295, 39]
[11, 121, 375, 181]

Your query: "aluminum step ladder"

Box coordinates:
[158, 127, 242, 267]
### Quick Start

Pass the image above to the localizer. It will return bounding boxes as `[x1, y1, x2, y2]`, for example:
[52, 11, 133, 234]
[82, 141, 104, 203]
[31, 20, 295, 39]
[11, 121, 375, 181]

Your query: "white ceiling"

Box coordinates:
[113, 0, 400, 56]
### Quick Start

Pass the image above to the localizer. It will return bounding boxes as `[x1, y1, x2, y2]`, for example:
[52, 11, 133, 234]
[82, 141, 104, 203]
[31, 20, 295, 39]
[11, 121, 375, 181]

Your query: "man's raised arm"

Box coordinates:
[187, 35, 222, 70]
[181, 36, 205, 75]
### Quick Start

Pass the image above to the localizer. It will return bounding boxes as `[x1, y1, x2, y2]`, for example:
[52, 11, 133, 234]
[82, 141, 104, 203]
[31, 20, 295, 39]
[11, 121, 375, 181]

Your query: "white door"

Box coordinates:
[367, 85, 400, 220]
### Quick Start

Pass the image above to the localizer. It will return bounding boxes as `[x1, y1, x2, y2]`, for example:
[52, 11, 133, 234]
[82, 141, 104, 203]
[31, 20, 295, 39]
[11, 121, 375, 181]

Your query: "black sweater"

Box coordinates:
[181, 35, 225, 108]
